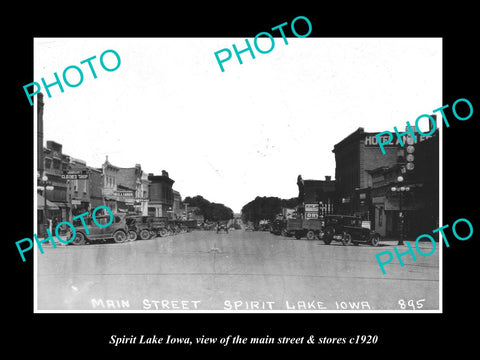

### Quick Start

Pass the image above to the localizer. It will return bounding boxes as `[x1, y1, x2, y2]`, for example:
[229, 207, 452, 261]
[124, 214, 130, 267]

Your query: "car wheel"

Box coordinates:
[370, 233, 380, 247]
[113, 230, 127, 243]
[139, 229, 150, 240]
[342, 232, 352, 246]
[323, 227, 334, 245]
[306, 230, 315, 240]
[72, 232, 86, 246]
[159, 228, 168, 237]
[128, 230, 138, 241]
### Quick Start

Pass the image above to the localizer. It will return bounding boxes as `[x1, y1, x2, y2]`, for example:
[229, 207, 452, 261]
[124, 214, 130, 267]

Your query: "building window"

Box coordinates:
[73, 180, 78, 191]
[53, 159, 61, 169]
[45, 158, 52, 169]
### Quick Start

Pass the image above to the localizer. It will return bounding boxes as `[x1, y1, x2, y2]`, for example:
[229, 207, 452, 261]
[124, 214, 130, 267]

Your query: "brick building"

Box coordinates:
[67, 157, 91, 218]
[148, 170, 175, 218]
[332, 126, 438, 235]
[42, 141, 71, 224]
[116, 164, 150, 215]
[301, 176, 336, 215]
[101, 157, 120, 213]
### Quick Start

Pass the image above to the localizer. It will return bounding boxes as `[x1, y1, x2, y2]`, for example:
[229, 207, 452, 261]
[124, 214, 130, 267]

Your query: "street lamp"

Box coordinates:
[390, 175, 410, 245]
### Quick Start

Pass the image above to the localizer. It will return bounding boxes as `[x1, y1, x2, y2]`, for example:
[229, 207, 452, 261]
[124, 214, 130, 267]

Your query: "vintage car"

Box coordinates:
[70, 213, 129, 245]
[125, 215, 154, 241]
[270, 219, 287, 235]
[216, 222, 229, 233]
[323, 215, 380, 246]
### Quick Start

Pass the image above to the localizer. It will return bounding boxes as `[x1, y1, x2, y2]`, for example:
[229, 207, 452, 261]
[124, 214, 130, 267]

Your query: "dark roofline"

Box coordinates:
[332, 127, 365, 153]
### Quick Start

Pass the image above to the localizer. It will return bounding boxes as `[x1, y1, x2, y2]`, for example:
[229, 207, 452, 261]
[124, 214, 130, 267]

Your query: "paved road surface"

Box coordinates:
[36, 230, 439, 311]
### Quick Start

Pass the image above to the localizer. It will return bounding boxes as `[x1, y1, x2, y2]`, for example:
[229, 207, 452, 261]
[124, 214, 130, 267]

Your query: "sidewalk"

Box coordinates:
[379, 237, 439, 249]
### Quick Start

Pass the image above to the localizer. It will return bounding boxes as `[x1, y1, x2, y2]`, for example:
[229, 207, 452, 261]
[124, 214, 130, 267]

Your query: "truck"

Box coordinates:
[286, 218, 324, 240]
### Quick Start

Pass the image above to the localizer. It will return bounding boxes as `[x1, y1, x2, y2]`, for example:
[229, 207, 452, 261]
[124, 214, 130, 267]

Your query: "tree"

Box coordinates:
[241, 196, 298, 224]
[184, 195, 233, 221]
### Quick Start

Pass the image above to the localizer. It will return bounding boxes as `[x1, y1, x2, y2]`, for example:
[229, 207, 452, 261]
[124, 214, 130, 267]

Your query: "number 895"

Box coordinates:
[398, 299, 425, 310]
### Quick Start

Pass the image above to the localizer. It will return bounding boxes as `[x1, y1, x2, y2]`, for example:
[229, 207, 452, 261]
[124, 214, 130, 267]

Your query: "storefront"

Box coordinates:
[372, 185, 424, 238]
[37, 193, 59, 236]
[71, 199, 90, 218]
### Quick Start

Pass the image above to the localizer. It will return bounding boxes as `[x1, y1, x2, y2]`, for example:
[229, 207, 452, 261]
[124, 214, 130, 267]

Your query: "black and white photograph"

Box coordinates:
[32, 37, 442, 312]
[6, 5, 480, 356]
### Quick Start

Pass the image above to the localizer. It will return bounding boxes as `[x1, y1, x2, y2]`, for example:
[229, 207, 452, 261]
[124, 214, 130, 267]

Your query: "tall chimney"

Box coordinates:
[37, 92, 44, 176]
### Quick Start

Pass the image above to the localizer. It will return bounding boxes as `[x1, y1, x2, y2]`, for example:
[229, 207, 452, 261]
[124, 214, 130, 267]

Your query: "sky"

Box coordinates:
[34, 38, 442, 213]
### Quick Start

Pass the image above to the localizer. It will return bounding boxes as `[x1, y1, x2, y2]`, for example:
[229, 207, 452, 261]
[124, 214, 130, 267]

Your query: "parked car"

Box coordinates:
[323, 215, 380, 246]
[70, 213, 129, 245]
[216, 222, 229, 233]
[125, 215, 153, 241]
[270, 219, 286, 235]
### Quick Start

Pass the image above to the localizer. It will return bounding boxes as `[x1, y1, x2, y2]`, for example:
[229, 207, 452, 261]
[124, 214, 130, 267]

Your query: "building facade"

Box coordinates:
[332, 126, 438, 236]
[101, 157, 120, 213]
[148, 170, 175, 218]
[67, 157, 91, 218]
[42, 141, 71, 225]
[116, 164, 150, 215]
[172, 190, 183, 219]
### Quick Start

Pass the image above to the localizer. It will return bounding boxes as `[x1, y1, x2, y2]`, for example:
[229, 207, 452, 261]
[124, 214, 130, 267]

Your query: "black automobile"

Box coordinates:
[323, 215, 380, 246]
[270, 219, 286, 235]
[216, 222, 229, 234]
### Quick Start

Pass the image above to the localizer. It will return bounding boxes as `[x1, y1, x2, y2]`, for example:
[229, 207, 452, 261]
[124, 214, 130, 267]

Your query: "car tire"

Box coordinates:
[72, 232, 86, 246]
[370, 233, 380, 247]
[294, 231, 302, 240]
[139, 229, 150, 240]
[128, 230, 138, 241]
[159, 228, 168, 237]
[342, 232, 352, 246]
[113, 230, 127, 243]
[323, 227, 334, 245]
[306, 230, 315, 240]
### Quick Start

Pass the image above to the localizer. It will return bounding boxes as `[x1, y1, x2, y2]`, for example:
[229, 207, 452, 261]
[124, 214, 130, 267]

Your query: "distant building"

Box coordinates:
[302, 175, 336, 215]
[116, 164, 149, 215]
[148, 170, 175, 218]
[101, 157, 120, 213]
[172, 190, 182, 219]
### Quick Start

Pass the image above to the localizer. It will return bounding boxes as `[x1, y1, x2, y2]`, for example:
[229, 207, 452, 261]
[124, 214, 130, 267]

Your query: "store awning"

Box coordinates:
[37, 194, 60, 210]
